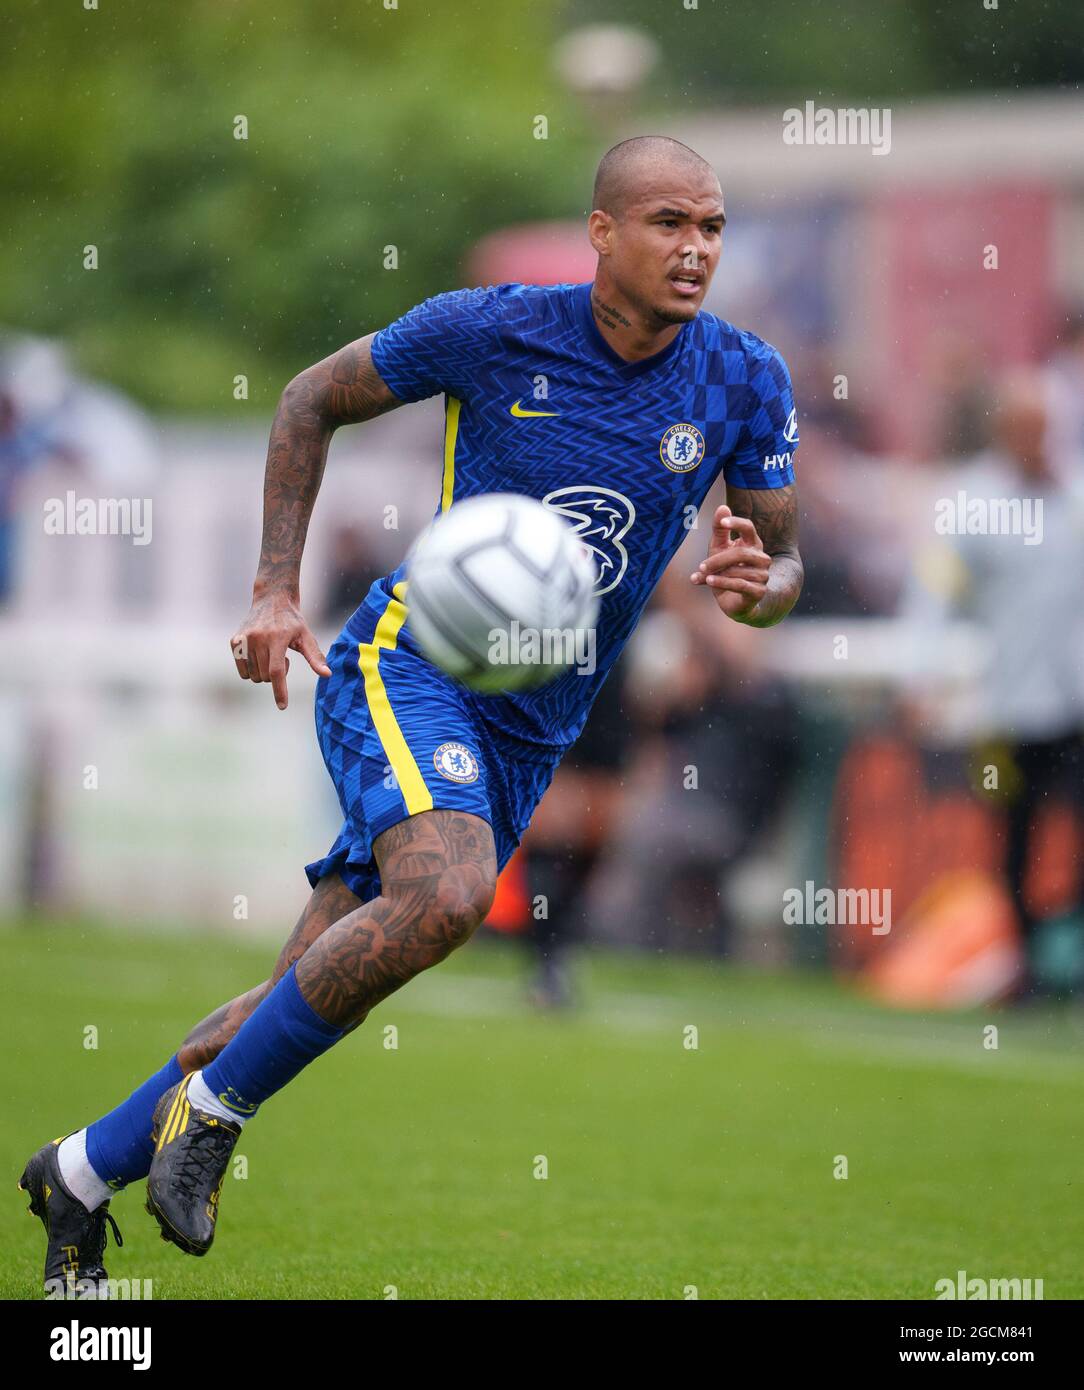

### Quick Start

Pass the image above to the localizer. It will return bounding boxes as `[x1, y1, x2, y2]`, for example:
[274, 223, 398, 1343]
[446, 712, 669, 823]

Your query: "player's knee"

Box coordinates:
[446, 873, 497, 945]
[384, 871, 495, 954]
[426, 872, 495, 951]
[376, 810, 498, 954]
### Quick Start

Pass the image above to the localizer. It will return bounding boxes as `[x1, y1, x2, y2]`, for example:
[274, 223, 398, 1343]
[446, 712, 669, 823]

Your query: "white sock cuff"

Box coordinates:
[56, 1129, 113, 1213]
[186, 1069, 248, 1127]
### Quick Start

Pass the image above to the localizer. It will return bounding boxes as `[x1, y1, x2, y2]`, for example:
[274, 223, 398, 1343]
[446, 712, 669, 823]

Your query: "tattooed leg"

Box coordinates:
[294, 809, 498, 1031]
[175, 873, 364, 1071]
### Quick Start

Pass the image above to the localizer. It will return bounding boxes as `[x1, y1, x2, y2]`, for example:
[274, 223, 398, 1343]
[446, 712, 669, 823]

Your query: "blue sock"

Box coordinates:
[201, 965, 344, 1119]
[85, 1055, 184, 1189]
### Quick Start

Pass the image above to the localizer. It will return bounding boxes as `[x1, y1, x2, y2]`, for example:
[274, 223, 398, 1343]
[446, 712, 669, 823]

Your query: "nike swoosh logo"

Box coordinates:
[510, 399, 559, 418]
[219, 1091, 257, 1116]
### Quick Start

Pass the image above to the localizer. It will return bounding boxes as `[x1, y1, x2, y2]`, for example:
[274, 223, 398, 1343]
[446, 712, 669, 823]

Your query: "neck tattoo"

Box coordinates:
[591, 293, 633, 332]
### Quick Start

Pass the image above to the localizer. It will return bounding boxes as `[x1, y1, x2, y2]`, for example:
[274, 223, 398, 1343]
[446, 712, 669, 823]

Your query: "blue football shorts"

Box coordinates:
[304, 578, 565, 904]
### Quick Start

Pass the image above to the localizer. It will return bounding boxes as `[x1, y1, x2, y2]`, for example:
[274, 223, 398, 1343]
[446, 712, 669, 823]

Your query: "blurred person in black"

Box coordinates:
[587, 566, 800, 956]
[518, 658, 629, 1007]
[902, 371, 1084, 999]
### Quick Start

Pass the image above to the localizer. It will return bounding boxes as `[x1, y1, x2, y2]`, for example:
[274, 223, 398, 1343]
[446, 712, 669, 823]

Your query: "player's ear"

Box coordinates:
[587, 209, 614, 257]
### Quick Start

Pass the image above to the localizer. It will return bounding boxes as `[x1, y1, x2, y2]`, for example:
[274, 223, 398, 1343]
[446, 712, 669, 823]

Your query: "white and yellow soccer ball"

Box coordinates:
[405, 493, 599, 693]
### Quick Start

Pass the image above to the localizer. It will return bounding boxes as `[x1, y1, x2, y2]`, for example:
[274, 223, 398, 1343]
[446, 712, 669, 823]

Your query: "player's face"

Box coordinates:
[610, 176, 725, 326]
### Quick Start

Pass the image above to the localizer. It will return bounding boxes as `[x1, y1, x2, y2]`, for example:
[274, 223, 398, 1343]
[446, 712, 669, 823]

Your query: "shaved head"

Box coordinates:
[586, 135, 724, 347]
[593, 136, 719, 219]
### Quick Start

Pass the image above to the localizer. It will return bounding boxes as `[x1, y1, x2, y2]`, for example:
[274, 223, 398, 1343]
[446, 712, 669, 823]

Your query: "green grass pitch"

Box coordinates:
[3, 922, 1081, 1299]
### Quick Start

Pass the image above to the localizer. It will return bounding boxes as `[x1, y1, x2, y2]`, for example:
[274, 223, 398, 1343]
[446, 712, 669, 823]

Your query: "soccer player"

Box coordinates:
[20, 136, 803, 1293]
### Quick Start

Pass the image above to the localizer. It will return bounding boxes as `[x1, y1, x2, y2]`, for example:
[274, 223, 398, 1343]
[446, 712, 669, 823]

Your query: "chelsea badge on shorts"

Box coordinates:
[659, 422, 705, 473]
[433, 742, 480, 784]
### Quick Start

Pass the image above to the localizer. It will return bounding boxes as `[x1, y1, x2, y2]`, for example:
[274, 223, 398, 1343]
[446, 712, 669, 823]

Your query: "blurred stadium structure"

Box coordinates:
[4, 79, 1084, 1009]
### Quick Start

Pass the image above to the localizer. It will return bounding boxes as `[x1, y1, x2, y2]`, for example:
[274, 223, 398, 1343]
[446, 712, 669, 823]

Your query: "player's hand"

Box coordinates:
[690, 505, 772, 620]
[230, 590, 331, 710]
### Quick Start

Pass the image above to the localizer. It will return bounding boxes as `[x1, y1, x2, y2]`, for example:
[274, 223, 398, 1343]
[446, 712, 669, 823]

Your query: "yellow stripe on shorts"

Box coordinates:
[357, 580, 433, 816]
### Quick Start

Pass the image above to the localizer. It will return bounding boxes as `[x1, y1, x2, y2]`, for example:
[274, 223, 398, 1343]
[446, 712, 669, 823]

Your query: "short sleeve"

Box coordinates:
[724, 338, 798, 490]
[369, 286, 503, 404]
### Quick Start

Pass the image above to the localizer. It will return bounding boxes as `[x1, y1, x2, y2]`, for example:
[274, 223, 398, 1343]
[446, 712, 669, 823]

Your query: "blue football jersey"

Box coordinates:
[368, 281, 798, 748]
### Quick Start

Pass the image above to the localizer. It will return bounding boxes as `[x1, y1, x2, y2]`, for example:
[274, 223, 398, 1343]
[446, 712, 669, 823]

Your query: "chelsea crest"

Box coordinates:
[659, 423, 705, 473]
[433, 742, 480, 784]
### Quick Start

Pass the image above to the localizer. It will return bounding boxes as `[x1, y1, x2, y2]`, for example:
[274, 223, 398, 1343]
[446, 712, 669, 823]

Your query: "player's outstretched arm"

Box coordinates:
[690, 485, 803, 628]
[231, 333, 404, 708]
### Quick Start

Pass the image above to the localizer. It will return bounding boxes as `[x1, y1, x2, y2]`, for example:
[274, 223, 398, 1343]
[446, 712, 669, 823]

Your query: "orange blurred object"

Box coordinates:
[861, 871, 1022, 1008]
[485, 847, 529, 935]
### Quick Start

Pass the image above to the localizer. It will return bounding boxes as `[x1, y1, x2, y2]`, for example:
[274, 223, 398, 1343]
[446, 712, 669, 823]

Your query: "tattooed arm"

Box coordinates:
[690, 484, 803, 628]
[230, 334, 403, 708]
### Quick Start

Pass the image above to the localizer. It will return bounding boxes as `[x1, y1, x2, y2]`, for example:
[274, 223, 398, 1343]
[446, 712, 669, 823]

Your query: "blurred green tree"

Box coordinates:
[4, 0, 1081, 411]
[3, 0, 591, 411]
[567, 0, 1084, 103]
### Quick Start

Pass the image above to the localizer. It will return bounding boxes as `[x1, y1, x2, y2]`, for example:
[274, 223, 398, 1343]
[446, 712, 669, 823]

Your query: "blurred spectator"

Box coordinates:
[319, 523, 381, 626]
[901, 371, 1084, 996]
[584, 567, 799, 957]
[0, 340, 81, 603]
[925, 330, 994, 461]
[1045, 307, 1084, 480]
[0, 333, 157, 605]
[796, 340, 875, 454]
[789, 421, 914, 617]
[519, 661, 628, 1007]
